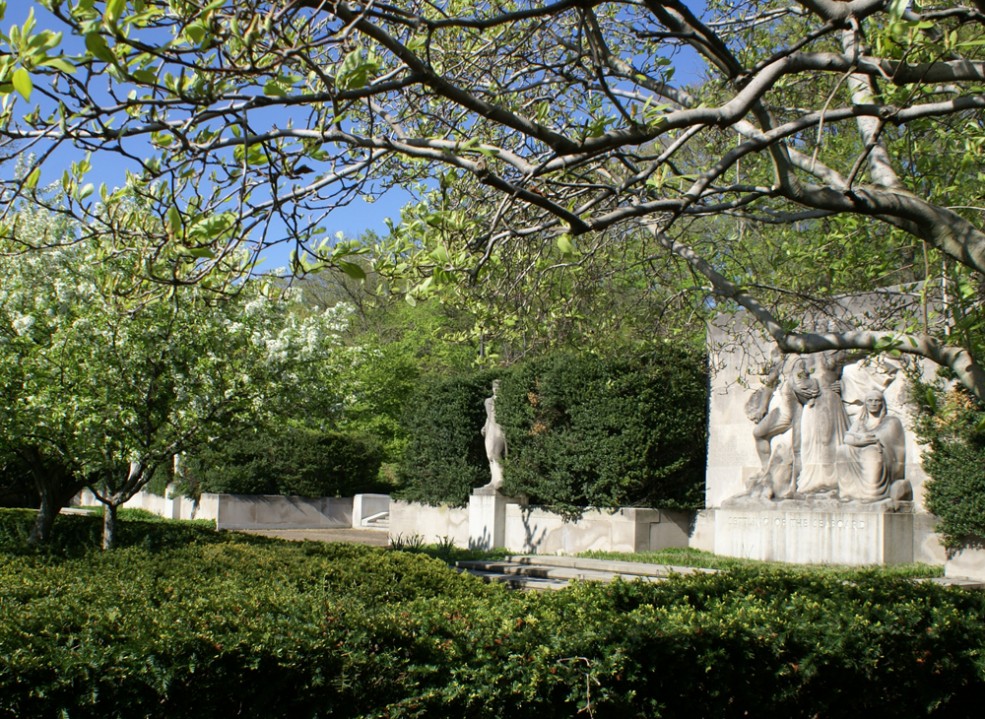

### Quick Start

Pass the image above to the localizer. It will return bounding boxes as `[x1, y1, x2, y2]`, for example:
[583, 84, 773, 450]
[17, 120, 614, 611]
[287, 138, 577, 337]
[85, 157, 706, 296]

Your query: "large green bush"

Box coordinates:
[188, 424, 385, 497]
[1, 509, 984, 718]
[497, 349, 707, 516]
[913, 383, 985, 548]
[396, 349, 707, 512]
[396, 371, 500, 506]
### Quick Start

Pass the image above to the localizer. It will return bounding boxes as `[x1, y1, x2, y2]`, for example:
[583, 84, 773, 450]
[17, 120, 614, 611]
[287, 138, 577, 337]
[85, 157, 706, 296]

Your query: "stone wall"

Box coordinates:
[388, 500, 470, 546]
[75, 488, 379, 531]
[388, 498, 692, 555]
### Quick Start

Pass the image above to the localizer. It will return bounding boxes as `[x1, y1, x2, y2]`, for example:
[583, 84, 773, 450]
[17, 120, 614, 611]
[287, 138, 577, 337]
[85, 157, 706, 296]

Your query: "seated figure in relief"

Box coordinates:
[837, 390, 908, 502]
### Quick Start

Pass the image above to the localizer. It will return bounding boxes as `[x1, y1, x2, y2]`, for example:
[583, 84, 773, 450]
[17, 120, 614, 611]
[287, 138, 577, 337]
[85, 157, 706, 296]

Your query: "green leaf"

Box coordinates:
[167, 206, 182, 231]
[11, 68, 31, 101]
[556, 234, 576, 256]
[337, 261, 367, 281]
[40, 57, 77, 74]
[24, 167, 40, 189]
[336, 49, 381, 91]
[184, 22, 208, 46]
[187, 247, 216, 259]
[104, 0, 126, 27]
[263, 80, 288, 98]
[85, 33, 114, 63]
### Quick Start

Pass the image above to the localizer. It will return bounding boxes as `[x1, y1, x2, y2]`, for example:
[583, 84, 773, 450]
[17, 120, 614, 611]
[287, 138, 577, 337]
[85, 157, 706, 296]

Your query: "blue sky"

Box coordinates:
[4, 2, 707, 273]
[2, 2, 412, 272]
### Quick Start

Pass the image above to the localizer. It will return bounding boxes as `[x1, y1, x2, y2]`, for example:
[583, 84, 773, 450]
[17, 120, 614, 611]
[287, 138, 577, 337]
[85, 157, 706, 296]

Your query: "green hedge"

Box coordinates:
[188, 424, 385, 497]
[396, 349, 707, 511]
[396, 371, 500, 506]
[1, 510, 984, 718]
[497, 349, 707, 515]
[913, 383, 985, 548]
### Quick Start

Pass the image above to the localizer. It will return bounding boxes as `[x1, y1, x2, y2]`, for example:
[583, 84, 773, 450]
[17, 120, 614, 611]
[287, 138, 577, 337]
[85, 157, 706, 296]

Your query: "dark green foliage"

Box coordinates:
[0, 453, 36, 508]
[189, 424, 385, 497]
[396, 371, 500, 506]
[2, 509, 985, 718]
[497, 349, 707, 516]
[913, 383, 985, 548]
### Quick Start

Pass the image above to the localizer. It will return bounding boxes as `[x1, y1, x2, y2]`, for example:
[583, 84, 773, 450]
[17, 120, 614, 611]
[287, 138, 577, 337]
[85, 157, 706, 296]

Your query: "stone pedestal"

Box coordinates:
[468, 486, 508, 550]
[715, 498, 915, 565]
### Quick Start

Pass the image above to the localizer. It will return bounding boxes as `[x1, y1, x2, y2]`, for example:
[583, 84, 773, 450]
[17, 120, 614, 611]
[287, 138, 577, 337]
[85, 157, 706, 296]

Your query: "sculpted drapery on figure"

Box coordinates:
[837, 391, 908, 502]
[796, 351, 852, 494]
[744, 355, 909, 503]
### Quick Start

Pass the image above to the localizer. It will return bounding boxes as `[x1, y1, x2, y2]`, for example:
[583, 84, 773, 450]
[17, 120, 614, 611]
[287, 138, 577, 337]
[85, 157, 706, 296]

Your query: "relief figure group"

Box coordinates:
[744, 352, 911, 503]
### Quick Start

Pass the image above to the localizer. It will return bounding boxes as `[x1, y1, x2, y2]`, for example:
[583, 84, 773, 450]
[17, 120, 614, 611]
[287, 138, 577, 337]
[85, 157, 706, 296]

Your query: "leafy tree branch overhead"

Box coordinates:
[2, 1, 985, 395]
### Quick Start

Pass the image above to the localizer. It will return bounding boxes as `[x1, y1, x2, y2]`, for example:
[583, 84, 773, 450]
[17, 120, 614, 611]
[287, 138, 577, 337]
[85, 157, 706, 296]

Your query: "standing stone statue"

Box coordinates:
[481, 380, 507, 489]
[796, 351, 851, 494]
[745, 356, 819, 498]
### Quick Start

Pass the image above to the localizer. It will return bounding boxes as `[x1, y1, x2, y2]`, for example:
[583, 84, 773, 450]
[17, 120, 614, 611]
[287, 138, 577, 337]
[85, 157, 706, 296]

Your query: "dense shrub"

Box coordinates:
[497, 348, 707, 516]
[2, 509, 984, 718]
[0, 453, 36, 508]
[396, 349, 707, 512]
[913, 383, 985, 548]
[396, 371, 500, 506]
[188, 424, 385, 497]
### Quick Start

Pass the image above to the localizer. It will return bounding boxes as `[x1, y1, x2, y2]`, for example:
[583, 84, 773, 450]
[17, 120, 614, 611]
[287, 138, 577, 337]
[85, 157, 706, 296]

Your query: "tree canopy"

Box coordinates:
[0, 201, 357, 546]
[2, 1, 985, 395]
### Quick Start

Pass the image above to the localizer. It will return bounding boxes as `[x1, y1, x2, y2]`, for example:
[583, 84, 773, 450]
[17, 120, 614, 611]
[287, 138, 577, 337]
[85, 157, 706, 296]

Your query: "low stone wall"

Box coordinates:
[353, 493, 391, 527]
[388, 499, 692, 554]
[75, 489, 377, 530]
[945, 542, 985, 580]
[388, 500, 470, 546]
[214, 494, 353, 530]
[503, 506, 691, 554]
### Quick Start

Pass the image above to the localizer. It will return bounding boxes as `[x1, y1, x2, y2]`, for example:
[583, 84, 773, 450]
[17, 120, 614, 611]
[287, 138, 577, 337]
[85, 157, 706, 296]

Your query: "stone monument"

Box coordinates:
[470, 380, 510, 549]
[705, 297, 945, 566]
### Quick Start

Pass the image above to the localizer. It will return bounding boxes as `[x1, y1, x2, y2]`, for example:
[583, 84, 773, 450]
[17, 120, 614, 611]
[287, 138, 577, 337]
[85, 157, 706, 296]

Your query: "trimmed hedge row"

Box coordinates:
[497, 350, 707, 516]
[913, 384, 985, 547]
[396, 348, 707, 511]
[185, 423, 386, 497]
[2, 511, 985, 718]
[396, 370, 500, 506]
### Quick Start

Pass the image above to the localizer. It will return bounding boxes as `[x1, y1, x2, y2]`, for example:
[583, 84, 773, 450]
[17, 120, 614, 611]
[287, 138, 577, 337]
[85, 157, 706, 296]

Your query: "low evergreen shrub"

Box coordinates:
[188, 424, 385, 497]
[912, 382, 985, 548]
[2, 508, 984, 719]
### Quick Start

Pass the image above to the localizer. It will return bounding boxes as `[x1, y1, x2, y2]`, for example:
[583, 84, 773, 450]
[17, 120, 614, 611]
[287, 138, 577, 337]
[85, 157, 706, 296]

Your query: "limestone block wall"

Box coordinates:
[503, 506, 691, 554]
[213, 494, 353, 530]
[75, 488, 357, 529]
[388, 500, 470, 546]
[388, 500, 692, 554]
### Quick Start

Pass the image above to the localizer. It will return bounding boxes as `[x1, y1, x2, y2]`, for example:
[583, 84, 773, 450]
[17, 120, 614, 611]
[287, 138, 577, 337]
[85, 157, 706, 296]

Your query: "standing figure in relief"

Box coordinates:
[796, 351, 851, 494]
[745, 357, 819, 498]
[837, 390, 906, 501]
[481, 380, 507, 489]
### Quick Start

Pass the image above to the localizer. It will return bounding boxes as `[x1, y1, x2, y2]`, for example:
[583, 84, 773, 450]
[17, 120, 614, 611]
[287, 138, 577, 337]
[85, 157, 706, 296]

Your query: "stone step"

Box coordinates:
[361, 511, 390, 529]
[457, 560, 660, 584]
[456, 555, 714, 590]
[498, 555, 717, 578]
[463, 569, 572, 591]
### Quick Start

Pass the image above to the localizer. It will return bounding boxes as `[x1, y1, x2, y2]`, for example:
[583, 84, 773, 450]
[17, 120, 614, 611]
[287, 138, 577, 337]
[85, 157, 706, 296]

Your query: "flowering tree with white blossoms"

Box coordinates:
[0, 203, 356, 548]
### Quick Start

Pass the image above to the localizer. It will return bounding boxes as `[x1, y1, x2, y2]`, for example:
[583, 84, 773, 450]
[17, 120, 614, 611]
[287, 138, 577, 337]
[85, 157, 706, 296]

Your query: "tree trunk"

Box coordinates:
[101, 502, 118, 551]
[23, 447, 85, 546]
[28, 491, 59, 546]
